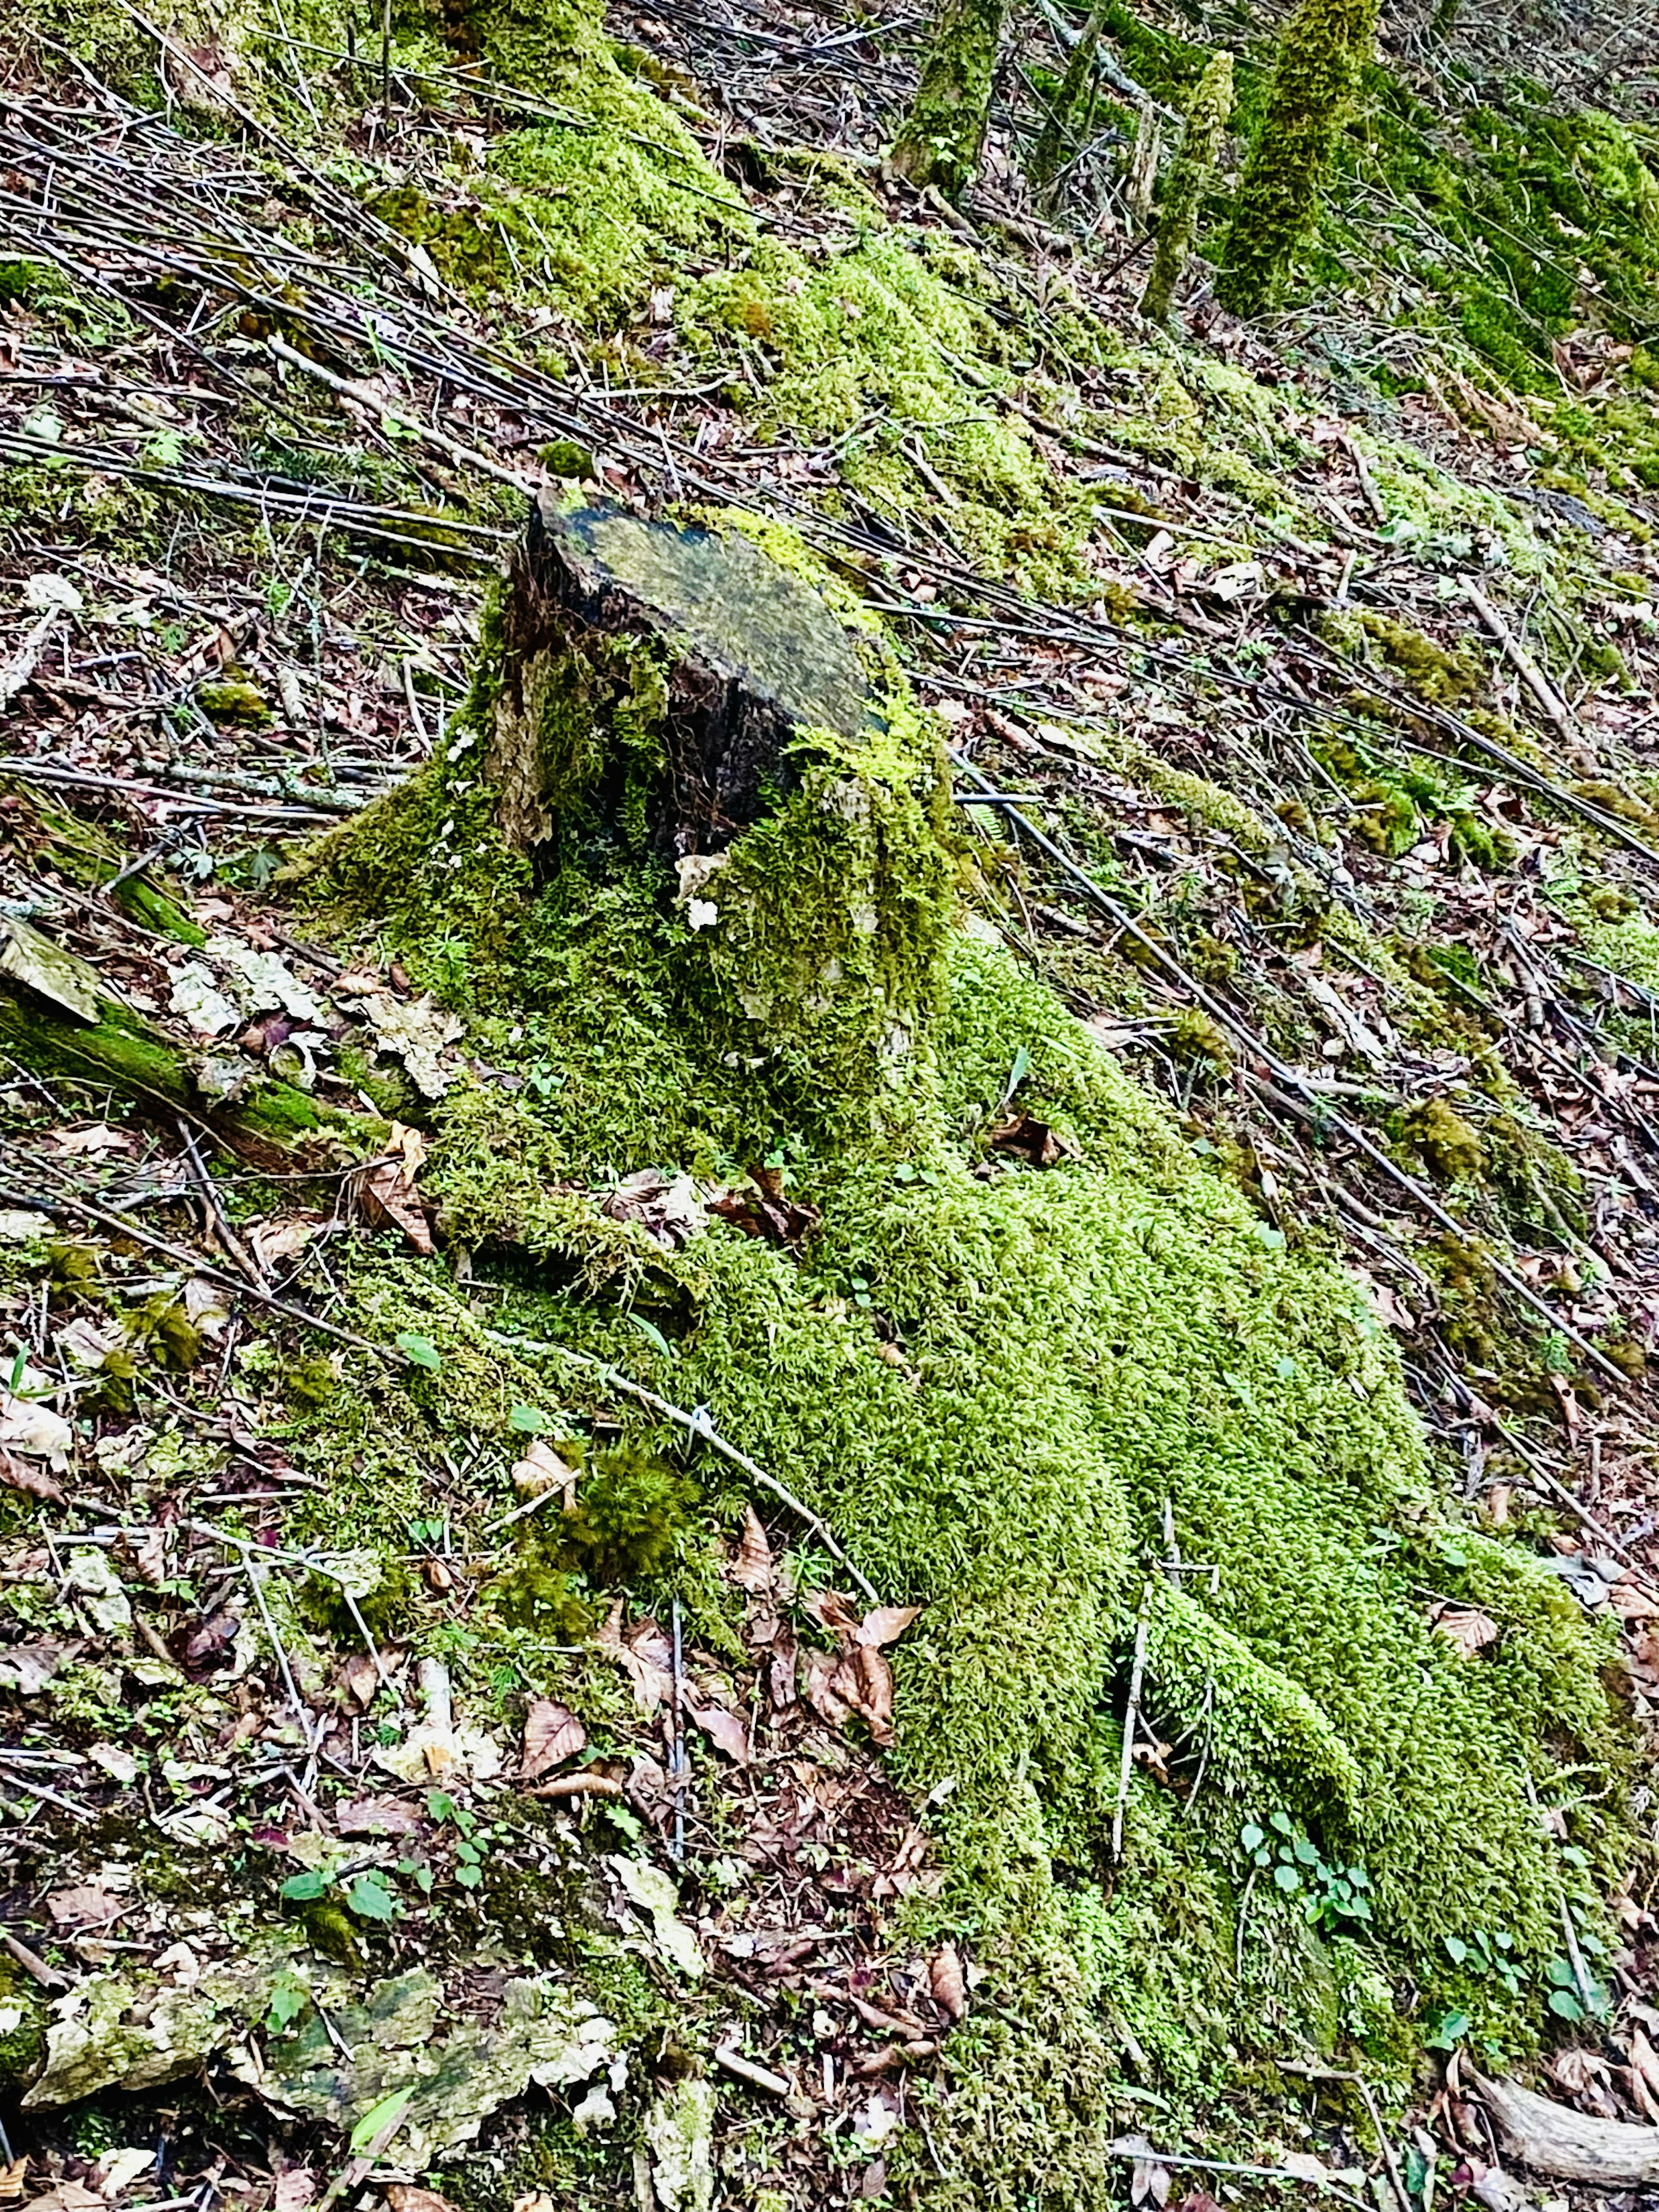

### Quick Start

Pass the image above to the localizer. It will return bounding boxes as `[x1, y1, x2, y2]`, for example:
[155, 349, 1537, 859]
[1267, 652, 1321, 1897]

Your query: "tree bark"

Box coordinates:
[1139, 51, 1233, 325]
[1214, 0, 1378, 317]
[889, 0, 1007, 199]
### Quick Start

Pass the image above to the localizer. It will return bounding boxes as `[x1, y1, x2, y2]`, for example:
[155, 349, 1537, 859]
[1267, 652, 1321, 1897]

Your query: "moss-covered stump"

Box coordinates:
[304, 505, 954, 1141]
[293, 507, 1634, 2199]
[491, 498, 873, 859]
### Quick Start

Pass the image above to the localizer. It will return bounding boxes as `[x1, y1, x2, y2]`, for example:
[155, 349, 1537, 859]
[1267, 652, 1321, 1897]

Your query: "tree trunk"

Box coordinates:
[888, 0, 1007, 199]
[1213, 0, 1378, 317]
[1139, 50, 1233, 325]
[1029, 0, 1110, 193]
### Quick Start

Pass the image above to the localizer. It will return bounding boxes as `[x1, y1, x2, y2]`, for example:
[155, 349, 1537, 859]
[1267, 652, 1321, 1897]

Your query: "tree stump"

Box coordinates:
[345, 497, 955, 1135]
[484, 496, 874, 863]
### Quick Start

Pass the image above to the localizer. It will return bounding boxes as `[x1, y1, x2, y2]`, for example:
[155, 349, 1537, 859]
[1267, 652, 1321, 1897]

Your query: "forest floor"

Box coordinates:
[3, 1, 1659, 2210]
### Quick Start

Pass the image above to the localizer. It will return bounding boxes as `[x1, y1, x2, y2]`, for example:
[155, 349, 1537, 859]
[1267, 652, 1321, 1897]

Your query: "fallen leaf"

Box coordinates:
[603, 1169, 704, 1250]
[0, 1642, 73, 1693]
[335, 1797, 422, 1838]
[52, 1122, 133, 1158]
[386, 2191, 454, 2212]
[87, 1743, 138, 1786]
[730, 1506, 774, 1595]
[93, 2148, 153, 2199]
[1280, 2153, 1332, 2185]
[248, 1218, 315, 1270]
[988, 1111, 1061, 1166]
[522, 1698, 587, 1779]
[359, 1126, 434, 1255]
[272, 2174, 315, 2212]
[47, 1885, 123, 1929]
[689, 1703, 749, 1764]
[930, 1943, 966, 2021]
[1431, 1603, 1501, 1657]
[804, 1589, 864, 1645]
[0, 1387, 73, 1470]
[858, 1605, 922, 1650]
[0, 1446, 62, 1502]
[707, 1166, 821, 1249]
[597, 1601, 674, 1713]
[512, 1436, 578, 1505]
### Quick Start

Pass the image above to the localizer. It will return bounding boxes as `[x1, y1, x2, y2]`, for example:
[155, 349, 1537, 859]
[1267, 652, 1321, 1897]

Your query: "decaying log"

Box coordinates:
[1472, 2071, 1659, 2184]
[0, 915, 364, 1159]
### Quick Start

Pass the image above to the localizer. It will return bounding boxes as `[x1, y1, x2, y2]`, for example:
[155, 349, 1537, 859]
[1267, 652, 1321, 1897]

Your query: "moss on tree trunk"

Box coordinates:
[1214, 0, 1378, 316]
[1029, 0, 1110, 192]
[1140, 50, 1234, 325]
[888, 0, 1007, 199]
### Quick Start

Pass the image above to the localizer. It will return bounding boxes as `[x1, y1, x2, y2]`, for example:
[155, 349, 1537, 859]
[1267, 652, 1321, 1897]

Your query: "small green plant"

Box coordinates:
[1241, 1812, 1373, 1931]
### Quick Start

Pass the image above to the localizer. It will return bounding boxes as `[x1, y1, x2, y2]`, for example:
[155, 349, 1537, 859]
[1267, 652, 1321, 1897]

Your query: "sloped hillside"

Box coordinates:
[1, 1, 1658, 2209]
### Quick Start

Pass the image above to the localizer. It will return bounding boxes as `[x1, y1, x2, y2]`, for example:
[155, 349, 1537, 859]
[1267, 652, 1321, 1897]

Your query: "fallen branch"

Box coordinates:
[1465, 584, 1584, 759]
[1472, 2071, 1659, 2184]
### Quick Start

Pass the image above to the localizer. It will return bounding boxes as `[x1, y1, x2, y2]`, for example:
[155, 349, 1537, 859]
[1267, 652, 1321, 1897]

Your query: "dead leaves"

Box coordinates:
[798, 1593, 922, 1748]
[731, 1504, 775, 1594]
[708, 1165, 822, 1249]
[597, 1599, 674, 1713]
[1429, 1600, 1501, 1658]
[987, 1110, 1062, 1167]
[521, 1697, 586, 1780]
[356, 1120, 433, 1255]
[928, 1942, 966, 2022]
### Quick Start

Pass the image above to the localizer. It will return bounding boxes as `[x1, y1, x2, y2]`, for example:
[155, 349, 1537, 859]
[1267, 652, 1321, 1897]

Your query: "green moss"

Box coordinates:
[888, 0, 1006, 198]
[1141, 52, 1235, 325]
[1399, 1098, 1485, 1182]
[1217, 0, 1381, 315]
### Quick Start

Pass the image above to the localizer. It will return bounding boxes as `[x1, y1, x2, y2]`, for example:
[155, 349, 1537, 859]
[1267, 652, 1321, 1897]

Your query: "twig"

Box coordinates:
[671, 1595, 687, 1866]
[176, 1116, 273, 1294]
[484, 1332, 880, 1602]
[0, 1150, 392, 1359]
[712, 2046, 795, 2097]
[1274, 2061, 1412, 2212]
[1111, 1579, 1153, 1860]
[1104, 2139, 1373, 2212]
[526, 1772, 623, 1801]
[1465, 583, 1583, 756]
[0, 1928, 70, 1989]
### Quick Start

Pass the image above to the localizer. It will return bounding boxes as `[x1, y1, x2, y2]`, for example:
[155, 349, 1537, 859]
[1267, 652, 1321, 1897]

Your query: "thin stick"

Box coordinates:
[1111, 1580, 1153, 1860]
[486, 1332, 880, 1603]
[1465, 582, 1582, 755]
[670, 1595, 686, 1865]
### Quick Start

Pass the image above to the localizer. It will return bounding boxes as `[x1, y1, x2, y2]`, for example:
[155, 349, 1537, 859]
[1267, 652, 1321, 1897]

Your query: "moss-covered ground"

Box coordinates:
[3, 0, 1659, 2202]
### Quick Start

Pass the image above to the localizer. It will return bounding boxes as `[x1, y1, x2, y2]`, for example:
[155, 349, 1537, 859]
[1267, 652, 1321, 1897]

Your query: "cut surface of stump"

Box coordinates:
[487, 497, 872, 861]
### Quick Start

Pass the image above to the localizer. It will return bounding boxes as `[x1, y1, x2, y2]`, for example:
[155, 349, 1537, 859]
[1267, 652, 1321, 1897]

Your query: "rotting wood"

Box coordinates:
[1473, 2072, 1659, 2184]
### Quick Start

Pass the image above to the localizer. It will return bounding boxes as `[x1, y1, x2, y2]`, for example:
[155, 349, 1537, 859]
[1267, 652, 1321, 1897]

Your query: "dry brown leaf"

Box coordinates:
[0, 1446, 61, 1503]
[341, 1650, 380, 1708]
[988, 1111, 1062, 1167]
[731, 1504, 775, 1595]
[0, 2160, 29, 2207]
[1431, 1603, 1501, 1657]
[690, 1702, 749, 1764]
[46, 1884, 123, 1928]
[359, 1154, 434, 1255]
[597, 1600, 674, 1713]
[248, 1218, 316, 1271]
[335, 1797, 421, 1838]
[804, 1589, 864, 1646]
[858, 1605, 921, 1650]
[386, 2190, 454, 2212]
[272, 2174, 315, 2212]
[23, 2186, 104, 2212]
[522, 1697, 587, 1779]
[929, 1942, 966, 2021]
[512, 1436, 578, 1504]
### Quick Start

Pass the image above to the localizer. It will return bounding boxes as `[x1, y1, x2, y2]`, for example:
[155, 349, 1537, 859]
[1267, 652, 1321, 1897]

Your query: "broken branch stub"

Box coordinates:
[486, 499, 871, 862]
